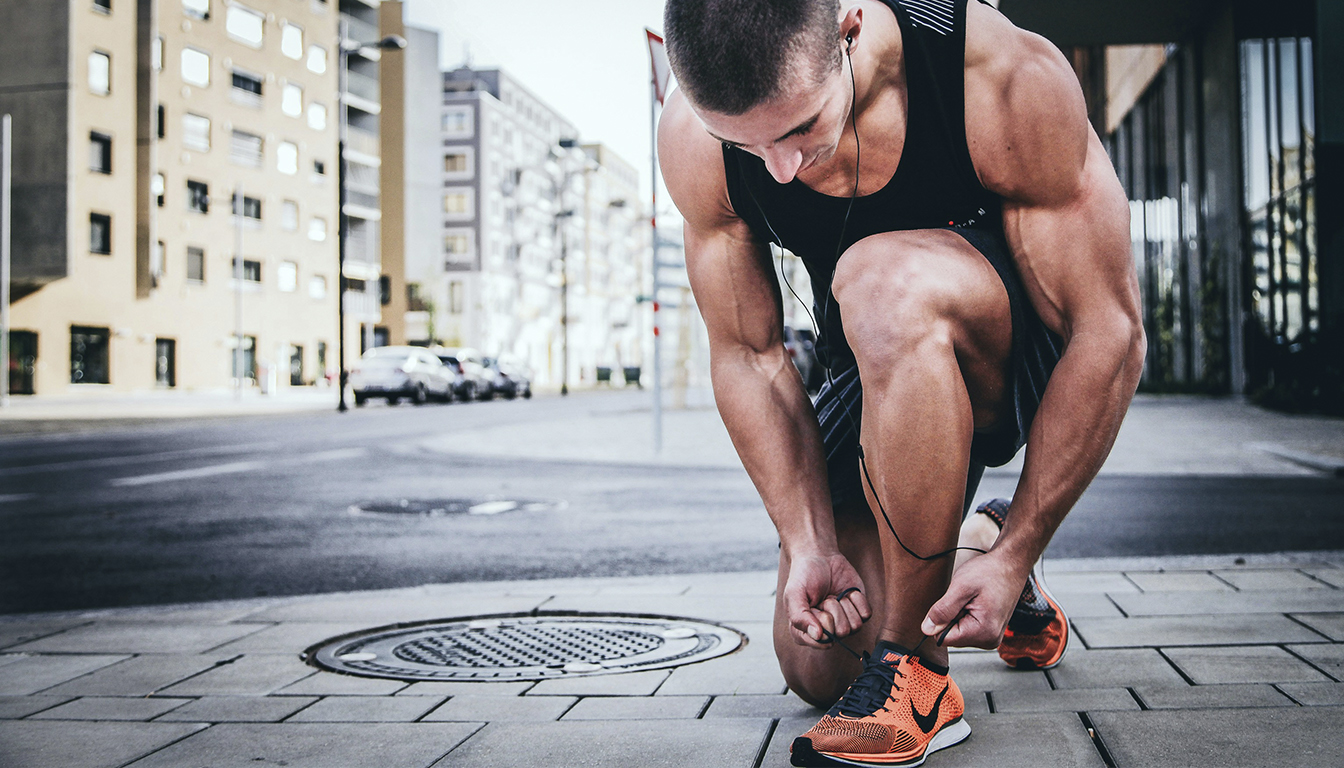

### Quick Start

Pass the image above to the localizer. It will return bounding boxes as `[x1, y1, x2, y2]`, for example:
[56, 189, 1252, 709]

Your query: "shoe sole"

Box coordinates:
[1005, 559, 1070, 671]
[791, 717, 972, 767]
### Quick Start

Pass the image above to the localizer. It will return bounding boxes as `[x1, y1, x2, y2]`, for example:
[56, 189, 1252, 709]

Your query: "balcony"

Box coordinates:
[344, 69, 379, 103]
[341, 15, 380, 50]
[344, 127, 380, 160]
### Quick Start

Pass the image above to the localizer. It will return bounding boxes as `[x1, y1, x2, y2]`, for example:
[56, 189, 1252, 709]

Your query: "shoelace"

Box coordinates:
[832, 652, 907, 718]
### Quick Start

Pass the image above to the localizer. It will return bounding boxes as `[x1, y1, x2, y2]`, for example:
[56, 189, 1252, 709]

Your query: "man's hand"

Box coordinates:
[783, 551, 872, 649]
[921, 551, 1025, 649]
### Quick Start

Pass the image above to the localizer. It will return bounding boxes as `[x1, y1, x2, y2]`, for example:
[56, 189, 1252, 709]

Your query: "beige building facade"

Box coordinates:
[2, 0, 340, 395]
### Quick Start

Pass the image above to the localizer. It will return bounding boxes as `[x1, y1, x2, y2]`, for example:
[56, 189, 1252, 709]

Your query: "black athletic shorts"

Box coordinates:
[812, 226, 1064, 513]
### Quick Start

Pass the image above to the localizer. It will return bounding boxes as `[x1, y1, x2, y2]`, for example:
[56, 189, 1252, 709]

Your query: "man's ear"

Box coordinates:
[839, 5, 863, 53]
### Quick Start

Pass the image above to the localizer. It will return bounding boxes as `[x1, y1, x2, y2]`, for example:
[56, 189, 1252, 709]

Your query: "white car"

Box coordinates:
[350, 347, 456, 406]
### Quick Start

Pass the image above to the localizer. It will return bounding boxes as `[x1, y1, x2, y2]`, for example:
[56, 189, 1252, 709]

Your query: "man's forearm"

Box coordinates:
[712, 347, 838, 555]
[991, 322, 1145, 572]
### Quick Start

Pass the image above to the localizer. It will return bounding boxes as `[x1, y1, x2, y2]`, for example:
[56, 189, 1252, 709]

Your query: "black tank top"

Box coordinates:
[722, 0, 1000, 367]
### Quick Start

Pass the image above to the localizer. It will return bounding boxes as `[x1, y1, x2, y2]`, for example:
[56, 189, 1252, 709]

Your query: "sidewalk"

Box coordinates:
[2, 555, 1343, 767]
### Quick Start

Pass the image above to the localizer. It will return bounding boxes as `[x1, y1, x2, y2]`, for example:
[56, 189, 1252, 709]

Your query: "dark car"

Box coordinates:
[432, 346, 493, 401]
[482, 356, 533, 400]
[784, 326, 825, 394]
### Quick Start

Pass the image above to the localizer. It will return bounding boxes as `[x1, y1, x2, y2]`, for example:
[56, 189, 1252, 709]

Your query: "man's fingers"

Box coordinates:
[835, 595, 863, 633]
[846, 590, 873, 622]
[921, 582, 975, 637]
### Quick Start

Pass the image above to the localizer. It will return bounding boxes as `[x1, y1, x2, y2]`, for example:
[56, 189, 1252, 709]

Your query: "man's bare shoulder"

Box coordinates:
[658, 90, 742, 233]
[963, 0, 1090, 205]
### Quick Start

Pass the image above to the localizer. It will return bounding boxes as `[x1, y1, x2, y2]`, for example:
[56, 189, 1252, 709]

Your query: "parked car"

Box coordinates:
[433, 347, 493, 401]
[482, 356, 533, 400]
[784, 326, 825, 394]
[350, 346, 456, 406]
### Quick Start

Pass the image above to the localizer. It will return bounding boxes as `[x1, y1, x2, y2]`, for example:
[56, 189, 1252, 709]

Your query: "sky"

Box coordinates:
[403, 0, 677, 210]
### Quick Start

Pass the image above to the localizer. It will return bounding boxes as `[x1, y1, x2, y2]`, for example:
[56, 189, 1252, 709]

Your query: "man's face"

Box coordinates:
[694, 58, 850, 185]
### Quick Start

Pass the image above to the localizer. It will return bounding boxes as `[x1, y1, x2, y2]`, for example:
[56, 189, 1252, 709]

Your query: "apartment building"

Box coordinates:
[0, 0, 340, 394]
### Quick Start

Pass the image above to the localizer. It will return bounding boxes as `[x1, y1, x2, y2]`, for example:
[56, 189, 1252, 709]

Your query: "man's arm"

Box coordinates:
[924, 3, 1146, 645]
[659, 91, 871, 647]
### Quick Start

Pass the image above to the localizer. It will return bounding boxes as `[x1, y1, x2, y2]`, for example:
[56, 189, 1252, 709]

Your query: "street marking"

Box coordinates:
[0, 442, 282, 477]
[0, 493, 37, 503]
[109, 447, 368, 487]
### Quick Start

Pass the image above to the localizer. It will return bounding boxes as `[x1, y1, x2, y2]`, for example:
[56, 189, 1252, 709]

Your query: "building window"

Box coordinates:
[182, 0, 209, 20]
[278, 260, 298, 292]
[225, 4, 264, 48]
[182, 113, 210, 152]
[443, 149, 474, 180]
[313, 159, 326, 178]
[186, 246, 205, 282]
[449, 281, 464, 314]
[152, 36, 162, 72]
[89, 132, 112, 173]
[307, 102, 327, 131]
[153, 172, 165, 207]
[308, 217, 327, 241]
[156, 338, 176, 388]
[90, 213, 111, 254]
[281, 200, 298, 230]
[309, 275, 327, 299]
[231, 257, 262, 283]
[89, 51, 111, 95]
[443, 106, 472, 138]
[443, 189, 473, 218]
[70, 326, 111, 384]
[289, 344, 304, 385]
[281, 22, 303, 60]
[277, 141, 298, 175]
[231, 69, 263, 106]
[181, 48, 210, 88]
[307, 44, 327, 74]
[151, 240, 165, 287]
[93, 0, 111, 13]
[231, 193, 262, 221]
[282, 82, 303, 117]
[379, 275, 391, 306]
[230, 335, 256, 380]
[156, 104, 165, 139]
[229, 129, 263, 167]
[187, 179, 209, 213]
[444, 233, 469, 256]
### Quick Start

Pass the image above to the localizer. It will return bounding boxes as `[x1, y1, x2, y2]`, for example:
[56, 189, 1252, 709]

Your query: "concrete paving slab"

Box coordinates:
[989, 687, 1139, 713]
[1090, 707, 1344, 768]
[1278, 682, 1344, 706]
[0, 618, 92, 651]
[0, 721, 206, 768]
[1047, 648, 1188, 689]
[1163, 645, 1331, 684]
[1052, 592, 1125, 619]
[1040, 571, 1137, 594]
[526, 669, 669, 697]
[28, 696, 192, 721]
[1303, 568, 1344, 589]
[7, 622, 264, 654]
[538, 594, 775, 624]
[396, 681, 535, 697]
[703, 693, 823, 720]
[42, 654, 221, 696]
[678, 571, 778, 596]
[949, 652, 1052, 694]
[1286, 643, 1344, 679]
[656, 655, 787, 696]
[74, 603, 270, 625]
[562, 695, 709, 719]
[210, 622, 372, 654]
[762, 713, 1108, 768]
[1112, 590, 1344, 616]
[1213, 569, 1330, 591]
[158, 653, 315, 696]
[153, 695, 318, 722]
[0, 654, 130, 695]
[1133, 683, 1295, 709]
[125, 722, 483, 768]
[1291, 612, 1344, 641]
[430, 719, 772, 768]
[1124, 571, 1234, 592]
[242, 594, 546, 624]
[1071, 614, 1326, 647]
[0, 695, 74, 719]
[277, 671, 408, 696]
[423, 694, 577, 722]
[286, 695, 444, 722]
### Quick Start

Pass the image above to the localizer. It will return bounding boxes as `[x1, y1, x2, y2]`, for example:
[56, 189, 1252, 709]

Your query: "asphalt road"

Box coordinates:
[2, 395, 1342, 615]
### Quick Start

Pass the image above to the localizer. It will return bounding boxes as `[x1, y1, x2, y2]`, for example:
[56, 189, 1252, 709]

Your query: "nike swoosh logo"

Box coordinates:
[910, 685, 949, 734]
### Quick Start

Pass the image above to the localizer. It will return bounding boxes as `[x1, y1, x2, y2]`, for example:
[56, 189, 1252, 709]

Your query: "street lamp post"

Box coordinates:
[336, 22, 405, 413]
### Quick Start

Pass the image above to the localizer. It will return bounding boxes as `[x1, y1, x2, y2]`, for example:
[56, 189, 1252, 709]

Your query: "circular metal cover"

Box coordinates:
[305, 613, 745, 681]
[349, 497, 565, 517]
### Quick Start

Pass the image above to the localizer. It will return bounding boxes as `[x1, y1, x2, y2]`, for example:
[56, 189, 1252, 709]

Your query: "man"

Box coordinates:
[658, 0, 1144, 765]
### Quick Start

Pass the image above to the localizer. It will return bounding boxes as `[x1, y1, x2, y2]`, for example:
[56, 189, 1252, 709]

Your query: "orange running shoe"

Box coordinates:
[791, 642, 970, 767]
[974, 499, 1071, 670]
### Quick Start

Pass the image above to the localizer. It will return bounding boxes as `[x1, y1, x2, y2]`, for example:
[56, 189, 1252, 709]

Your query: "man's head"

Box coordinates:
[664, 0, 843, 116]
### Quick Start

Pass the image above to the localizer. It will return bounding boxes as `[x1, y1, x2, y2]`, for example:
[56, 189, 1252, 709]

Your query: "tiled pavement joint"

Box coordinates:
[1155, 648, 1197, 686]
[1077, 711, 1118, 768]
[1284, 612, 1339, 642]
[751, 718, 779, 768]
[1281, 643, 1342, 682]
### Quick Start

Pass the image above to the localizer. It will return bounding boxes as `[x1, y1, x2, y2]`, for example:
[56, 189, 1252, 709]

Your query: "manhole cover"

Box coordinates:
[305, 613, 745, 681]
[349, 497, 565, 517]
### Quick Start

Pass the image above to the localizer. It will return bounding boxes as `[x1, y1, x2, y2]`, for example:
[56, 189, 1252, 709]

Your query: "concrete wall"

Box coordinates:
[401, 24, 442, 341]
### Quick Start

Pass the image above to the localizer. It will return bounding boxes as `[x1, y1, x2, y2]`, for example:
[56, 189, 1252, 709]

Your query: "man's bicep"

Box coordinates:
[684, 220, 784, 356]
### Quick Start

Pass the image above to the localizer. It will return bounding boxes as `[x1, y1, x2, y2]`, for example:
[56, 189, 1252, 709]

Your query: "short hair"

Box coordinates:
[664, 0, 842, 115]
